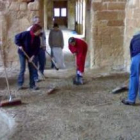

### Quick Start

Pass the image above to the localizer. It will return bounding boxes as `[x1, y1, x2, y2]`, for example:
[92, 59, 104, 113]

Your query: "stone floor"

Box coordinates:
[1, 68, 140, 140]
[1, 29, 140, 140]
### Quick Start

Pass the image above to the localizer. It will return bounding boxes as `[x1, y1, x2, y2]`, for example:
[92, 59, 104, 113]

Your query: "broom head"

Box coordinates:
[0, 98, 22, 107]
[112, 85, 128, 94]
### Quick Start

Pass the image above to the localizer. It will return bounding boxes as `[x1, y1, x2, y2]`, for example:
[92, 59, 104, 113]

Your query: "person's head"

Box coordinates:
[68, 37, 76, 46]
[32, 16, 40, 25]
[30, 24, 42, 36]
[53, 23, 59, 29]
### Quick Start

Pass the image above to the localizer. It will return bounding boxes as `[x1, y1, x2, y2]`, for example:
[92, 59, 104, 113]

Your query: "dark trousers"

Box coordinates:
[51, 48, 55, 68]
[34, 48, 46, 80]
[18, 54, 36, 88]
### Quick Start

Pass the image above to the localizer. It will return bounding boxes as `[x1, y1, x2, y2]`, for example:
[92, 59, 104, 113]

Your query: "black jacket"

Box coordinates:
[130, 34, 140, 58]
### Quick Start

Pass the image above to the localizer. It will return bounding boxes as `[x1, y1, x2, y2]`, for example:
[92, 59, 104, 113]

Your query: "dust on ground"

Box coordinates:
[0, 68, 140, 140]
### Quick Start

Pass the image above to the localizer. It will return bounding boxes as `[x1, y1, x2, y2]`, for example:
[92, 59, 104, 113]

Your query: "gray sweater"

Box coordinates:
[48, 29, 64, 48]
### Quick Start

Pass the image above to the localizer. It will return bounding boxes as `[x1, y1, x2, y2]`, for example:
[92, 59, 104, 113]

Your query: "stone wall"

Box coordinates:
[124, 0, 140, 71]
[0, 0, 40, 66]
[90, 0, 126, 70]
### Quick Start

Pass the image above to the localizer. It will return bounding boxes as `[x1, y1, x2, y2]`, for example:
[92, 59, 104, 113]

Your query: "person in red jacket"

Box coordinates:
[68, 37, 88, 85]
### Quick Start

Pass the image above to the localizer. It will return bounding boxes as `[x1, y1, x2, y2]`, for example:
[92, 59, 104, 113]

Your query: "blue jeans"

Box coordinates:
[34, 48, 46, 80]
[18, 54, 36, 88]
[127, 53, 140, 102]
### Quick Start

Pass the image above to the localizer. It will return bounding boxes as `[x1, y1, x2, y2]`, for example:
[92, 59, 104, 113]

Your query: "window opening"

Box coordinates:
[54, 8, 60, 17]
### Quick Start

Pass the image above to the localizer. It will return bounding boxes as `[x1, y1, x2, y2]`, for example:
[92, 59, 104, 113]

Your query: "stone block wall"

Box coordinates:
[0, 0, 40, 66]
[90, 0, 126, 70]
[124, 0, 140, 71]
[67, 0, 75, 30]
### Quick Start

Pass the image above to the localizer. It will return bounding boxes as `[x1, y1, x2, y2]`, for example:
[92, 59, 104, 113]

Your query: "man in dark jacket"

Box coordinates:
[122, 31, 140, 105]
[15, 24, 42, 90]
[68, 37, 88, 85]
[27, 16, 46, 82]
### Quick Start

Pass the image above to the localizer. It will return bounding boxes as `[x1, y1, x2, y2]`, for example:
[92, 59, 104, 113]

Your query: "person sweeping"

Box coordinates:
[68, 37, 88, 85]
[122, 31, 140, 105]
[15, 24, 42, 90]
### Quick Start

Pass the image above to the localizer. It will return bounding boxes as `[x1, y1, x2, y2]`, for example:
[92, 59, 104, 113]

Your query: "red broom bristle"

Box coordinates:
[0, 99, 22, 107]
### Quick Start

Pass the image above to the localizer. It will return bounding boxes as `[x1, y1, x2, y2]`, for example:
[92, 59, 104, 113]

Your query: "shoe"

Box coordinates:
[121, 99, 135, 105]
[30, 86, 39, 91]
[78, 76, 84, 85]
[73, 75, 84, 85]
[73, 76, 79, 85]
[34, 79, 40, 82]
[38, 75, 45, 81]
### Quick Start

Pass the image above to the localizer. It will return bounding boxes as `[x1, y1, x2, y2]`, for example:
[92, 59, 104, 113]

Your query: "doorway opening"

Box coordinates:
[43, 0, 88, 69]
[53, 1, 68, 28]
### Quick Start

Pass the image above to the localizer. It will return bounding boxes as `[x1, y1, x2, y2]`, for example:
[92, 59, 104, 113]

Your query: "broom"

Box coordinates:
[45, 50, 59, 70]
[21, 49, 46, 80]
[111, 79, 129, 94]
[0, 46, 22, 107]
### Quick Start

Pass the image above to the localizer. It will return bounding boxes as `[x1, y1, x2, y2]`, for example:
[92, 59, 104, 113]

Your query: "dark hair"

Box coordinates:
[30, 24, 42, 33]
[68, 37, 75, 44]
[53, 23, 59, 28]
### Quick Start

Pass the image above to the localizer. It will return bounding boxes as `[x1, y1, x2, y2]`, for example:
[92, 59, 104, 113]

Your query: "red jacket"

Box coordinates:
[69, 38, 88, 73]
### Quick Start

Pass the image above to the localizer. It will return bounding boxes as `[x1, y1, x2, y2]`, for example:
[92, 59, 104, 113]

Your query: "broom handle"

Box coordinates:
[21, 49, 45, 79]
[0, 47, 12, 100]
[45, 50, 59, 70]
[123, 79, 129, 86]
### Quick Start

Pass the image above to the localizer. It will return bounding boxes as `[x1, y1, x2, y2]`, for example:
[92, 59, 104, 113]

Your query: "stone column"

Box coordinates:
[124, 0, 140, 71]
[89, 0, 126, 70]
[68, 0, 75, 30]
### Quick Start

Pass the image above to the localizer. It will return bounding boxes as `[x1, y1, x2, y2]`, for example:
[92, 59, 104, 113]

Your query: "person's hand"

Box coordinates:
[29, 55, 34, 63]
[19, 46, 23, 50]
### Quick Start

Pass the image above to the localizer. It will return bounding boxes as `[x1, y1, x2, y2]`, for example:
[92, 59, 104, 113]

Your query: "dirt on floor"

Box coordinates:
[0, 68, 140, 140]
